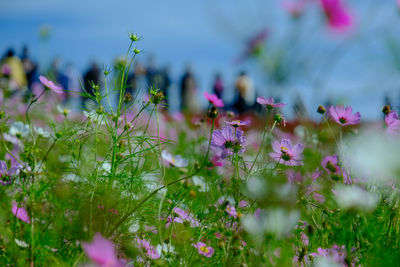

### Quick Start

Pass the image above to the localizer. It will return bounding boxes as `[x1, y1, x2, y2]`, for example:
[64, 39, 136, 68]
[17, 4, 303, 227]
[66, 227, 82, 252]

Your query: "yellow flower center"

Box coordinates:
[200, 246, 209, 253]
[280, 146, 288, 151]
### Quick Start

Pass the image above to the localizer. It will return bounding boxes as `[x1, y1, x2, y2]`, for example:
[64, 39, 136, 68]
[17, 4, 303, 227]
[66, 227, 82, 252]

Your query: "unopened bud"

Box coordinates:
[207, 106, 218, 119]
[149, 89, 165, 105]
[129, 33, 138, 42]
[124, 93, 133, 103]
[133, 48, 141, 54]
[317, 105, 326, 114]
[382, 105, 391, 115]
[273, 114, 283, 124]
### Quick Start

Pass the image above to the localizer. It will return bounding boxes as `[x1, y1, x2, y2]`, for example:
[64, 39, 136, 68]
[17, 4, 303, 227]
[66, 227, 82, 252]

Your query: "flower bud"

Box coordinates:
[273, 114, 283, 124]
[133, 48, 141, 54]
[149, 89, 165, 105]
[0, 110, 5, 119]
[382, 105, 391, 115]
[124, 93, 133, 103]
[317, 105, 326, 114]
[207, 106, 218, 119]
[129, 33, 138, 42]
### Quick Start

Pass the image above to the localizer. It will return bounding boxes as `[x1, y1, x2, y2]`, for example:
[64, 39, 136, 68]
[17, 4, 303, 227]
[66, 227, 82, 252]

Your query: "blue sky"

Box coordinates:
[1, 0, 400, 118]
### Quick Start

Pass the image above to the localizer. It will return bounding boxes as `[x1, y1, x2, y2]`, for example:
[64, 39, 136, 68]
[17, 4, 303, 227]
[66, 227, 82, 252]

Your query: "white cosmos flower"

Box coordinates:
[57, 105, 71, 116]
[34, 126, 51, 138]
[161, 150, 188, 167]
[9, 121, 29, 138]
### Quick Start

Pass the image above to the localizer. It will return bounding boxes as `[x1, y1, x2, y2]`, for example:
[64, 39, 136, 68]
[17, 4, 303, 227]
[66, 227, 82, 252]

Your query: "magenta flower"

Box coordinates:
[269, 139, 304, 166]
[192, 242, 214, 258]
[11, 202, 30, 224]
[204, 92, 224, 107]
[328, 105, 360, 126]
[256, 96, 286, 109]
[82, 233, 118, 267]
[320, 0, 352, 31]
[225, 120, 250, 128]
[321, 155, 340, 174]
[39, 75, 63, 94]
[385, 111, 400, 135]
[136, 238, 160, 259]
[211, 126, 246, 159]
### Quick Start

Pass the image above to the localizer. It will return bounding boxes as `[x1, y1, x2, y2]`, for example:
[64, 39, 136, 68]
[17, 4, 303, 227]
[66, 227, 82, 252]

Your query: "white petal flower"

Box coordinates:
[9, 121, 29, 138]
[333, 185, 378, 211]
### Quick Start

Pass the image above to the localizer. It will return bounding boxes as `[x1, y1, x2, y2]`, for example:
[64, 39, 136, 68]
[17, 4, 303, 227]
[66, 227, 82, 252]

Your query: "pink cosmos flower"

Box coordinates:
[269, 139, 304, 166]
[225, 204, 238, 218]
[39, 75, 63, 94]
[225, 120, 250, 128]
[209, 155, 223, 169]
[328, 105, 360, 126]
[192, 242, 214, 258]
[136, 238, 160, 259]
[321, 155, 340, 174]
[172, 207, 200, 227]
[204, 92, 224, 107]
[12, 202, 30, 224]
[385, 111, 400, 135]
[256, 96, 286, 109]
[82, 233, 118, 267]
[211, 126, 246, 159]
[320, 0, 352, 31]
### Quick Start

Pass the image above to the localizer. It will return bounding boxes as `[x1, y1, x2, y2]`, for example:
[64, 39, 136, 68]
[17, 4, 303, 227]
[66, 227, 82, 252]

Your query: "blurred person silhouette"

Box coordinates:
[1, 48, 27, 89]
[292, 93, 307, 118]
[50, 57, 68, 100]
[64, 62, 82, 104]
[158, 65, 172, 107]
[145, 54, 159, 88]
[82, 62, 101, 109]
[212, 72, 224, 100]
[21, 46, 38, 91]
[179, 65, 199, 112]
[233, 71, 255, 114]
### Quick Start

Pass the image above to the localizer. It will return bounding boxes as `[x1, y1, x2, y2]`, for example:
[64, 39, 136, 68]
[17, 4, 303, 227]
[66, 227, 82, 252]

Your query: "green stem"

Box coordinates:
[107, 119, 215, 237]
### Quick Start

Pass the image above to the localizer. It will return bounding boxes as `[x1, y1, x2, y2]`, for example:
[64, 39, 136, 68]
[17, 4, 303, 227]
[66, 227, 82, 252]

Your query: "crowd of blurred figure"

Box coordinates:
[0, 46, 311, 116]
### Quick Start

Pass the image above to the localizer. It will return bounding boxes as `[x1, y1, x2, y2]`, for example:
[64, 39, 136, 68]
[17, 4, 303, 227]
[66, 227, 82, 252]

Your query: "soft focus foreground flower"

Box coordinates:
[83, 233, 118, 267]
[281, 0, 308, 18]
[343, 132, 400, 183]
[256, 96, 286, 109]
[192, 242, 214, 258]
[333, 185, 378, 211]
[172, 207, 200, 227]
[136, 238, 160, 259]
[269, 139, 304, 166]
[319, 0, 352, 31]
[309, 244, 350, 267]
[236, 28, 269, 63]
[204, 92, 224, 107]
[385, 111, 400, 135]
[39, 75, 63, 94]
[161, 150, 188, 167]
[225, 120, 250, 128]
[11, 202, 30, 224]
[211, 126, 246, 159]
[9, 121, 29, 138]
[328, 105, 360, 126]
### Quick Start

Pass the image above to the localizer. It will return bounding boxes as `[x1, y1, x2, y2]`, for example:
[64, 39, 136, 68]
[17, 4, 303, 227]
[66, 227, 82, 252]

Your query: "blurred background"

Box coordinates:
[1, 0, 400, 119]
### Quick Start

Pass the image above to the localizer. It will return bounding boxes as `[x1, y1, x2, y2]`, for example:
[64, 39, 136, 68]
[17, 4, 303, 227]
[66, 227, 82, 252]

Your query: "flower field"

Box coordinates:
[2, 0, 400, 266]
[1, 40, 400, 266]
